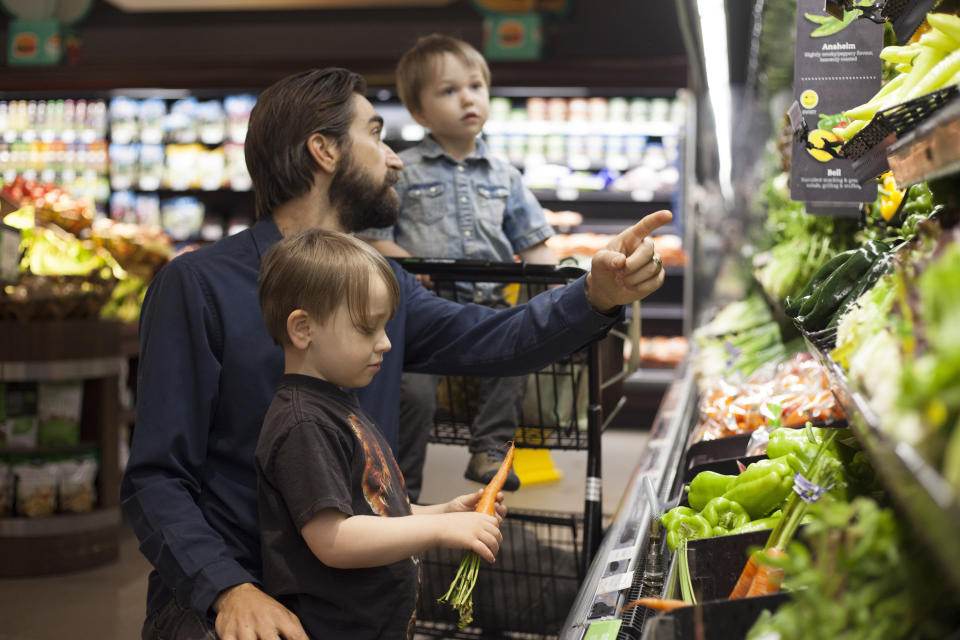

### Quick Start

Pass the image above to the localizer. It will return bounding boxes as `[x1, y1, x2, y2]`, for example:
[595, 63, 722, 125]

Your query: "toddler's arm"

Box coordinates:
[301, 507, 502, 568]
[360, 237, 412, 259]
[518, 240, 558, 266]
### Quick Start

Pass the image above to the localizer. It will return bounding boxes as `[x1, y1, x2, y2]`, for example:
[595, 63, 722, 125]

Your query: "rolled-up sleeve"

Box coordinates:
[503, 168, 554, 253]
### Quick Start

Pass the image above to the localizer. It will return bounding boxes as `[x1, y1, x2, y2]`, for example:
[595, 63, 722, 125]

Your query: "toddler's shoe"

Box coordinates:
[464, 449, 520, 491]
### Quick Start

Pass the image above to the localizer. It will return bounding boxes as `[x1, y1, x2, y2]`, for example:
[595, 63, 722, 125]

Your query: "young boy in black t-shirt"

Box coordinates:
[255, 229, 505, 639]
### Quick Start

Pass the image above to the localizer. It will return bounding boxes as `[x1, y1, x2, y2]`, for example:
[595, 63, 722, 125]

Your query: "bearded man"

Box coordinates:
[122, 67, 671, 640]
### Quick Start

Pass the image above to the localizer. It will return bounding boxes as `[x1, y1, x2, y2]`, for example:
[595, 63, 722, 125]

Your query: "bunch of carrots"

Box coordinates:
[437, 441, 514, 629]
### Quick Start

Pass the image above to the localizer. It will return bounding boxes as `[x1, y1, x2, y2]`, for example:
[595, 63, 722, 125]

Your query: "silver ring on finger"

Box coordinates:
[652, 253, 662, 272]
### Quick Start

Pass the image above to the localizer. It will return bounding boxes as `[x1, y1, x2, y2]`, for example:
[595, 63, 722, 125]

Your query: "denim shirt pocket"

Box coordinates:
[475, 184, 510, 229]
[402, 182, 446, 225]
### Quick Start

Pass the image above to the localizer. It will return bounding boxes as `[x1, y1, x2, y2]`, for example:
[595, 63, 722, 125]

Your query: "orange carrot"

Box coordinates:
[729, 550, 761, 599]
[439, 441, 515, 629]
[730, 548, 786, 599]
[476, 441, 515, 516]
[622, 597, 690, 612]
[745, 549, 785, 597]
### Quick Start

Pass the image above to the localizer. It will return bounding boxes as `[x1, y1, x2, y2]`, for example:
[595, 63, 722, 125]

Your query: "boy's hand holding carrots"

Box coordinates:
[434, 511, 503, 563]
[447, 488, 507, 522]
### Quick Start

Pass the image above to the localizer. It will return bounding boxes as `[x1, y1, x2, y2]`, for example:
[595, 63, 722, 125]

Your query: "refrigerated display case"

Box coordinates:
[561, 2, 960, 638]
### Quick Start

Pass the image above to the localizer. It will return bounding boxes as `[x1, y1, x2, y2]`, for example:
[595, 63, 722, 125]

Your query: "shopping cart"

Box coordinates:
[397, 258, 634, 638]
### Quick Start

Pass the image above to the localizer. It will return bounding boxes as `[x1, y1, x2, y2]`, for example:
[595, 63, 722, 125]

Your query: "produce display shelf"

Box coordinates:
[559, 361, 695, 639]
[841, 85, 959, 184]
[886, 96, 960, 187]
[800, 333, 960, 591]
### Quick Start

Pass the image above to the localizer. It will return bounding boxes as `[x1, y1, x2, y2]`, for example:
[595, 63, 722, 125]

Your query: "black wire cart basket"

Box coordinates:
[397, 258, 633, 638]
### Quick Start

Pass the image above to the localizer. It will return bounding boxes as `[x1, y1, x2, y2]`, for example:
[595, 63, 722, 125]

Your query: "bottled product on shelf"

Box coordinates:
[0, 99, 110, 206]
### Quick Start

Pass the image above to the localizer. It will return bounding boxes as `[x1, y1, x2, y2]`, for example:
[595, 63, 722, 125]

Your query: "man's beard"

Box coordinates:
[329, 148, 400, 232]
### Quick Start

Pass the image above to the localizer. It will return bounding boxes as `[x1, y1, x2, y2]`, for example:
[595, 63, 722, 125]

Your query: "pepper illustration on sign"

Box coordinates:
[803, 0, 873, 38]
[806, 128, 843, 162]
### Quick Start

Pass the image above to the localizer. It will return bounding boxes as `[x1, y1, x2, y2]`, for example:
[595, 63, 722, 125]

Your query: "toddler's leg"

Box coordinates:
[397, 372, 440, 503]
[463, 375, 527, 490]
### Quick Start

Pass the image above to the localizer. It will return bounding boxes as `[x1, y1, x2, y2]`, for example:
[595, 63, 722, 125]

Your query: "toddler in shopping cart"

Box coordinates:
[357, 34, 558, 498]
[254, 228, 506, 639]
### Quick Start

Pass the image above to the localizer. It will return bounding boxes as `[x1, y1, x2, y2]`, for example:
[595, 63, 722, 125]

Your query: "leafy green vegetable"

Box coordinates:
[746, 497, 960, 640]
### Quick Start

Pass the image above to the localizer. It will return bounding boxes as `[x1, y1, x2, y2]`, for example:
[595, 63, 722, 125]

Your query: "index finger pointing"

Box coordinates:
[615, 210, 674, 253]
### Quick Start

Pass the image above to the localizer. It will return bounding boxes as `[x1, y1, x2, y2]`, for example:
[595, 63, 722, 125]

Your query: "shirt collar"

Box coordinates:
[251, 216, 283, 259]
[417, 134, 490, 164]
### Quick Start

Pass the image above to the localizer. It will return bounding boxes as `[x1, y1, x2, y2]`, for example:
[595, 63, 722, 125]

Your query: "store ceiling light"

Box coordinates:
[697, 0, 733, 202]
[104, 0, 455, 11]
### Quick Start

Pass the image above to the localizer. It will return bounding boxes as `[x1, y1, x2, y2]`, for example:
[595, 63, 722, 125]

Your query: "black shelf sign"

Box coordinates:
[790, 0, 883, 208]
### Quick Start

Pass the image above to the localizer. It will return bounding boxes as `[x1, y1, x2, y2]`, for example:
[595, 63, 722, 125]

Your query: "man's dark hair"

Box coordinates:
[245, 68, 367, 220]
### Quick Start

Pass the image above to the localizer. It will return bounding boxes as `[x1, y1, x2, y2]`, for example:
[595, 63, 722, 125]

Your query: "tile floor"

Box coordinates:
[0, 428, 648, 639]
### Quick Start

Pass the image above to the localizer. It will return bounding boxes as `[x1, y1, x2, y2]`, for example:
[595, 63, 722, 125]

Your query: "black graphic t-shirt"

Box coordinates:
[255, 374, 418, 639]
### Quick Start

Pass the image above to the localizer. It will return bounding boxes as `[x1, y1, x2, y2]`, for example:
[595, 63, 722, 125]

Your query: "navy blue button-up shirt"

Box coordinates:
[121, 216, 619, 622]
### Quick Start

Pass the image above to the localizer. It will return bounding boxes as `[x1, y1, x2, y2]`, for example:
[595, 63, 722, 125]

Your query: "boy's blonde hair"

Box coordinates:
[395, 34, 491, 114]
[258, 229, 400, 346]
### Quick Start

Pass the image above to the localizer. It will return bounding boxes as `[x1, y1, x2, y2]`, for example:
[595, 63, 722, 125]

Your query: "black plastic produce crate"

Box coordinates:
[415, 508, 583, 639]
[617, 529, 787, 640]
[842, 85, 959, 182]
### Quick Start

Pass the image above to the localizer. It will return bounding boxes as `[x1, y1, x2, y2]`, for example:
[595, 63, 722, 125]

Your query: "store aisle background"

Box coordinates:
[0, 428, 648, 639]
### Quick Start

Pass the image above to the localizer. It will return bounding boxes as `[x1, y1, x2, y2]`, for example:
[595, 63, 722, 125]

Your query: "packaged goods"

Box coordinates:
[12, 459, 56, 517]
[57, 453, 98, 513]
[37, 381, 83, 448]
[0, 460, 11, 516]
[1, 382, 38, 448]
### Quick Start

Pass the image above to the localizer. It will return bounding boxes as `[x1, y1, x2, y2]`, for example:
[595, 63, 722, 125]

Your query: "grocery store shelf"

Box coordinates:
[532, 189, 674, 204]
[887, 97, 960, 187]
[843, 85, 959, 185]
[484, 119, 680, 138]
[0, 507, 120, 538]
[629, 302, 685, 321]
[801, 335, 960, 591]
[0, 356, 125, 382]
[0, 442, 99, 457]
[624, 367, 678, 390]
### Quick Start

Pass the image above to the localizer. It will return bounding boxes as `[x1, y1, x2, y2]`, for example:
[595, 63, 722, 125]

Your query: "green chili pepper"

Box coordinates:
[666, 513, 712, 551]
[730, 514, 782, 535]
[809, 6, 860, 38]
[701, 496, 751, 532]
[659, 505, 697, 530]
[686, 470, 736, 511]
[804, 12, 834, 24]
[722, 458, 794, 520]
[798, 246, 876, 331]
[785, 250, 856, 317]
[828, 253, 893, 328]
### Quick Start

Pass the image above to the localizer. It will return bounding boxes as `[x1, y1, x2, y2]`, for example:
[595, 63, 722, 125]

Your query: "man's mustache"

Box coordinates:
[385, 169, 399, 187]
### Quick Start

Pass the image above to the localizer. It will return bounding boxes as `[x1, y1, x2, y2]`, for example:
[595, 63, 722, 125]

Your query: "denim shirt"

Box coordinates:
[359, 135, 554, 303]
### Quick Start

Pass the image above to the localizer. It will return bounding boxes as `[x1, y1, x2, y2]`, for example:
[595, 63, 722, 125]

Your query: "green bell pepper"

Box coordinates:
[659, 506, 696, 530]
[768, 429, 820, 467]
[722, 458, 794, 519]
[666, 512, 712, 551]
[701, 496, 751, 532]
[686, 470, 736, 511]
